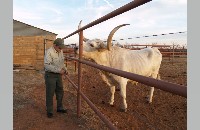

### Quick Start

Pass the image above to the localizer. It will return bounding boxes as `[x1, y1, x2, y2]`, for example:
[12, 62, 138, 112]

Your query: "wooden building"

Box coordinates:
[13, 19, 58, 70]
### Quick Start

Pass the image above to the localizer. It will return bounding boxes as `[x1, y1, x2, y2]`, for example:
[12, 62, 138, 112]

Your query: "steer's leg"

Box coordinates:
[119, 80, 128, 112]
[100, 72, 115, 106]
[148, 87, 154, 103]
[148, 73, 160, 103]
[109, 85, 115, 106]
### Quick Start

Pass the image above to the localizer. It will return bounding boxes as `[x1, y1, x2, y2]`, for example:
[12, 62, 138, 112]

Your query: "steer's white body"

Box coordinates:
[81, 41, 162, 111]
[78, 22, 162, 111]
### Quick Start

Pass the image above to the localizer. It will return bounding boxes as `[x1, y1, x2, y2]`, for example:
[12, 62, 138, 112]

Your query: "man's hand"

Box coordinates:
[61, 68, 68, 80]
[64, 71, 68, 75]
[60, 68, 66, 75]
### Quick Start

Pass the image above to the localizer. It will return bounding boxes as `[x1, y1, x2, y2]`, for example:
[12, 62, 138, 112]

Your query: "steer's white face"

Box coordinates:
[82, 39, 106, 52]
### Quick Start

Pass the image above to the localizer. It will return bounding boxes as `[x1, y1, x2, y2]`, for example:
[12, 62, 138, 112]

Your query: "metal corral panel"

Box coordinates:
[13, 19, 58, 36]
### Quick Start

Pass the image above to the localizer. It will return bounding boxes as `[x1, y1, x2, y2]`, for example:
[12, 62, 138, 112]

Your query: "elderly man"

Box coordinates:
[44, 38, 68, 118]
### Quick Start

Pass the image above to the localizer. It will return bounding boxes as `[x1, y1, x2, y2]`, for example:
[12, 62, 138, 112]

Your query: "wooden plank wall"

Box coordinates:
[13, 35, 56, 70]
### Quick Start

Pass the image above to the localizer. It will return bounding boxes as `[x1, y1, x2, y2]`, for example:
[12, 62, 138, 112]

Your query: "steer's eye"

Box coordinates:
[90, 44, 94, 47]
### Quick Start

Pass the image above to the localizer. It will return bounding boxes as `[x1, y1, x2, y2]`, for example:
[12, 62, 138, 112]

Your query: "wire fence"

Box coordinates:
[65, 31, 187, 64]
[109, 31, 187, 48]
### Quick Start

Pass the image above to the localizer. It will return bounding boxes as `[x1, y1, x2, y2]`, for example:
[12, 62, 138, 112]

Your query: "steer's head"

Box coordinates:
[76, 20, 129, 54]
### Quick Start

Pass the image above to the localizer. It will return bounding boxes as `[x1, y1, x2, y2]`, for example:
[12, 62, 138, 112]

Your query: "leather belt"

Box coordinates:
[45, 71, 60, 75]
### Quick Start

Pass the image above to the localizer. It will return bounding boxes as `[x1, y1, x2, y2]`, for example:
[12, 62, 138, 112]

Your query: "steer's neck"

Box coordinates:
[84, 50, 110, 66]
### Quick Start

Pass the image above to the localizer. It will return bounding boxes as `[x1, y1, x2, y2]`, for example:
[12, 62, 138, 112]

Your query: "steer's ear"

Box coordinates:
[100, 42, 106, 49]
[97, 42, 107, 52]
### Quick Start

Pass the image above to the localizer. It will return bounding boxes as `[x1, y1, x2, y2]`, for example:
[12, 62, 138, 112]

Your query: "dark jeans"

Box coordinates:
[45, 72, 64, 113]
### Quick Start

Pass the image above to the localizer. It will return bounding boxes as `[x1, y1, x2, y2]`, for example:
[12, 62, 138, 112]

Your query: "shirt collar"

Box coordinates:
[52, 46, 62, 54]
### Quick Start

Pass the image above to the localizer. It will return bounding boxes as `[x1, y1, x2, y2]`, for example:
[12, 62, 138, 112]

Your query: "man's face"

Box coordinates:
[53, 44, 62, 52]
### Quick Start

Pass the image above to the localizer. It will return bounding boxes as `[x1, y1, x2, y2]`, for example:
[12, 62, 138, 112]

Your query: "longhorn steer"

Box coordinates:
[77, 21, 162, 112]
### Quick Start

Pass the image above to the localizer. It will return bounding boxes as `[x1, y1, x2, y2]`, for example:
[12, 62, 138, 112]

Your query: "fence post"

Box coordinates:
[77, 30, 83, 117]
[74, 45, 77, 72]
[172, 44, 175, 64]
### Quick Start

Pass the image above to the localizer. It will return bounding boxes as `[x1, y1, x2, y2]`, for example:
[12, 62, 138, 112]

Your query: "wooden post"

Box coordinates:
[172, 44, 175, 64]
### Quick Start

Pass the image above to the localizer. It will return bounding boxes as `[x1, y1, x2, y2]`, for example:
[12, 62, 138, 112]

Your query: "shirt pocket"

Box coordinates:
[61, 57, 65, 63]
[52, 57, 59, 63]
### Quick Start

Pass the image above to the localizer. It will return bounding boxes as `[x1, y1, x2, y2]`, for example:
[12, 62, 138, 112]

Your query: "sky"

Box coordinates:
[13, 0, 187, 46]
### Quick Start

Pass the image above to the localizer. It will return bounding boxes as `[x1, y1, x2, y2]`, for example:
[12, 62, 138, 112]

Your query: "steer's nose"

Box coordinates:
[74, 47, 78, 51]
[74, 47, 79, 54]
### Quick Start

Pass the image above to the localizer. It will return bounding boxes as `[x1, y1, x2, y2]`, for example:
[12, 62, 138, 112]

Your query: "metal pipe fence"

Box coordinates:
[61, 0, 187, 129]
[65, 74, 118, 130]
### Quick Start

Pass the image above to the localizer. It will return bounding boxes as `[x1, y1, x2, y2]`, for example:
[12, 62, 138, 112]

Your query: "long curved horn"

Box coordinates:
[107, 24, 130, 51]
[78, 20, 89, 42]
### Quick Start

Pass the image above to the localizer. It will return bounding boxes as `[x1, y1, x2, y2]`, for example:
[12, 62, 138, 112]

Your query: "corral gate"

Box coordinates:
[62, 0, 187, 129]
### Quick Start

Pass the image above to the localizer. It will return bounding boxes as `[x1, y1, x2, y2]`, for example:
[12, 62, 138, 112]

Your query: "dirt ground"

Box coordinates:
[13, 57, 187, 130]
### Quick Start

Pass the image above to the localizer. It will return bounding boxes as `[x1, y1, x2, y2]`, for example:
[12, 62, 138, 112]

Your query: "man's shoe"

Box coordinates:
[57, 109, 67, 113]
[47, 113, 53, 118]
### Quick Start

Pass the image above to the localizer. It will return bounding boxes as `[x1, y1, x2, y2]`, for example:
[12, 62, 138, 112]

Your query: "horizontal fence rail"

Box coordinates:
[66, 57, 187, 98]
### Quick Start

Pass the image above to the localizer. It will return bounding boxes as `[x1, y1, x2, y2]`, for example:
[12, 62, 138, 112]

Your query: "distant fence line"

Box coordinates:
[64, 43, 187, 64]
[102, 31, 187, 41]
[66, 31, 187, 50]
[121, 44, 187, 63]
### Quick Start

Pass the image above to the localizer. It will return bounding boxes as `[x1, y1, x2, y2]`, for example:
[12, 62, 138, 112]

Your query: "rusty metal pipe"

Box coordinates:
[77, 30, 83, 117]
[62, 0, 151, 39]
[65, 75, 118, 130]
[66, 57, 187, 98]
